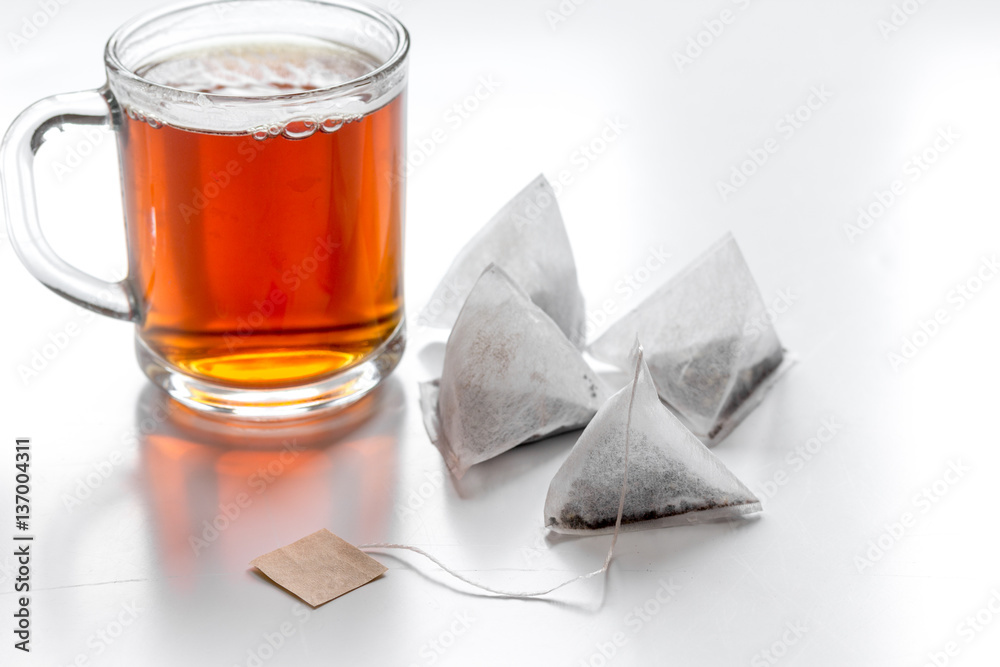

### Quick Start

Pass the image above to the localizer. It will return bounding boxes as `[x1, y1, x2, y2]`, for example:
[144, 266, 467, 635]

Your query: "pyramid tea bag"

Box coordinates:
[589, 233, 789, 443]
[420, 264, 607, 478]
[545, 342, 761, 534]
[418, 175, 587, 346]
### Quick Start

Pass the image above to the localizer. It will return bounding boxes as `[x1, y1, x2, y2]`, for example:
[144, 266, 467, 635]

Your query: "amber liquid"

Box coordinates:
[119, 44, 404, 388]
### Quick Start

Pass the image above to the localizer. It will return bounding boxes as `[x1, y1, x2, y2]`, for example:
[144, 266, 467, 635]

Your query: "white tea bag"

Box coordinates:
[420, 264, 607, 478]
[418, 175, 587, 346]
[545, 342, 761, 534]
[589, 233, 789, 442]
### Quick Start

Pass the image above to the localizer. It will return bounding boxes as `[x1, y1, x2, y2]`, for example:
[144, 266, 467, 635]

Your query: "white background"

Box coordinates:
[3, 0, 1000, 665]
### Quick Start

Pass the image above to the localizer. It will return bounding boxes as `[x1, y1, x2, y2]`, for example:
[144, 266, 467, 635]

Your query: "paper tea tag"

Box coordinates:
[250, 529, 387, 607]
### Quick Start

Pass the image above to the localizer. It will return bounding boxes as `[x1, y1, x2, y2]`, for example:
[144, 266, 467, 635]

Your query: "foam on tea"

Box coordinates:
[136, 37, 382, 96]
[420, 265, 607, 478]
[545, 342, 762, 534]
[121, 39, 405, 388]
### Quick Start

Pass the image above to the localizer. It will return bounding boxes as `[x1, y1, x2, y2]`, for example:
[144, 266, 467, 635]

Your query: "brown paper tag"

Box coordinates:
[250, 529, 387, 607]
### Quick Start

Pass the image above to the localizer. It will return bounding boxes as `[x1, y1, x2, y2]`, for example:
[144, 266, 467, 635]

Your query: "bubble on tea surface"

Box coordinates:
[282, 119, 318, 139]
[136, 37, 382, 97]
[320, 118, 345, 133]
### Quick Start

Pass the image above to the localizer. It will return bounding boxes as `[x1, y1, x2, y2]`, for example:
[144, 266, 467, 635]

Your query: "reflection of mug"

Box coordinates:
[134, 381, 401, 578]
[1, 0, 408, 416]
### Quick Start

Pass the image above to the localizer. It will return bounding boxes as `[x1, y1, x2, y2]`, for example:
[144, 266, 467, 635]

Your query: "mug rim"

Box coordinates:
[104, 0, 410, 105]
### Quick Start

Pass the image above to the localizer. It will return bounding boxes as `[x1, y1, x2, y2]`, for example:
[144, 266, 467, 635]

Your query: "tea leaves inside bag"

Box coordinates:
[420, 265, 607, 478]
[545, 342, 761, 534]
[590, 233, 787, 441]
[418, 175, 586, 346]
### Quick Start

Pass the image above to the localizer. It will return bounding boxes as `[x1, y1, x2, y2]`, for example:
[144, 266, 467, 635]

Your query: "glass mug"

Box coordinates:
[1, 0, 408, 417]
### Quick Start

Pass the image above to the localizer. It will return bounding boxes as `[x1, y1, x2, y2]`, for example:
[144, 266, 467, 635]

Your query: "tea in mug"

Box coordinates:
[120, 40, 405, 388]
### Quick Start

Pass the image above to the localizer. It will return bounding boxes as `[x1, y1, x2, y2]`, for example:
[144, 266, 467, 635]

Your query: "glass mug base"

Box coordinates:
[136, 321, 405, 419]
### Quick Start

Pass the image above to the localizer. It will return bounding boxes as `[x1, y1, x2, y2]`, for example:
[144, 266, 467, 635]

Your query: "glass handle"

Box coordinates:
[1, 87, 135, 321]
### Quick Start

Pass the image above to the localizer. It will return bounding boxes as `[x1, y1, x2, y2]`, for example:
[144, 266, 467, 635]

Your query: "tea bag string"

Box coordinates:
[358, 349, 643, 598]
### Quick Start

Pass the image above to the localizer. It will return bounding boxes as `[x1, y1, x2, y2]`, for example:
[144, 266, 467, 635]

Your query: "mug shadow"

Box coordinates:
[134, 377, 407, 590]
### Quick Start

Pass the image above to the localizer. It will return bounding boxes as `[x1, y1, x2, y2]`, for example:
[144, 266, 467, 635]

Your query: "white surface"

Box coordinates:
[3, 1, 1000, 665]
